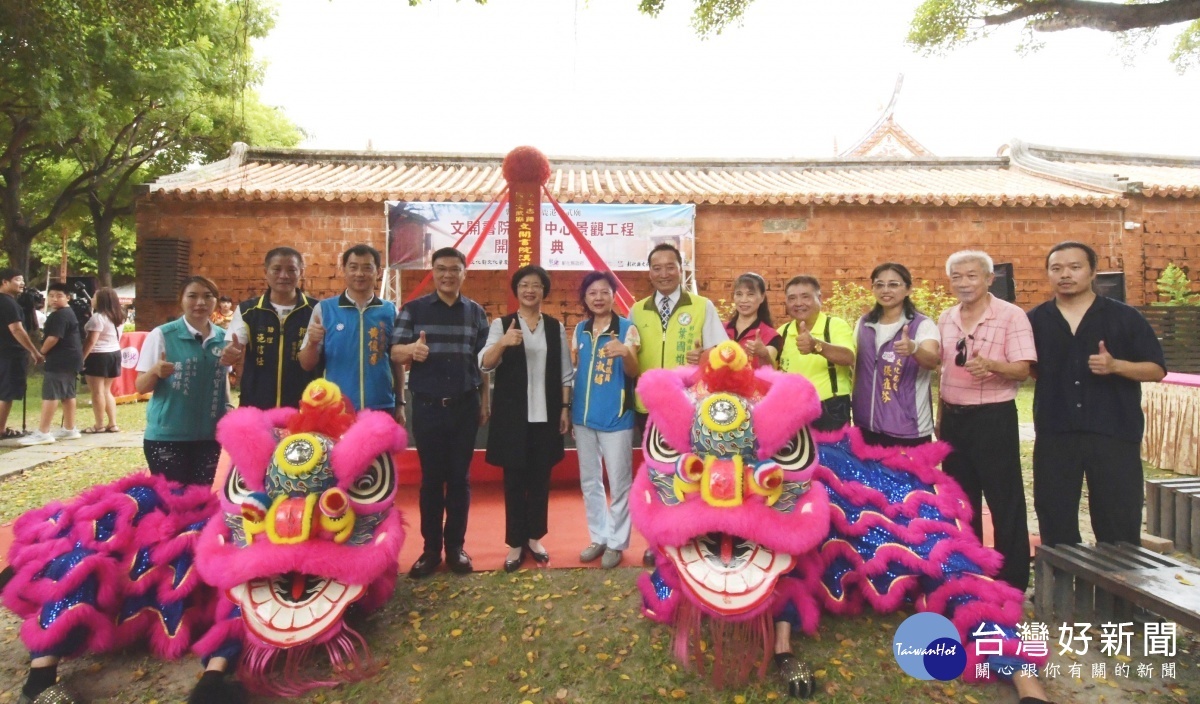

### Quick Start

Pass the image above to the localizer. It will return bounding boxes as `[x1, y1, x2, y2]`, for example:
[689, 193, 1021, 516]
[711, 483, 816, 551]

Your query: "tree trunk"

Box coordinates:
[88, 193, 116, 288]
[0, 227, 34, 278]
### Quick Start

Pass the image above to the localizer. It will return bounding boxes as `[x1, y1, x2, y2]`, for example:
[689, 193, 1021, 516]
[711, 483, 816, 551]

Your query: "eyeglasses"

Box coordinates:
[871, 281, 905, 291]
[954, 335, 974, 367]
[517, 282, 544, 291]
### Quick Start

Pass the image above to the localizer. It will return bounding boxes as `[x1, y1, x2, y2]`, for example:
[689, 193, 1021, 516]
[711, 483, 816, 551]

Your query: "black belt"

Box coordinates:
[413, 390, 477, 408]
[941, 400, 1014, 416]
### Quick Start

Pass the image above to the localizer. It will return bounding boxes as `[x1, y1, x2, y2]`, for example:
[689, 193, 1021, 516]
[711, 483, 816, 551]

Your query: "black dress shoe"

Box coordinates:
[504, 549, 526, 573]
[643, 549, 656, 568]
[529, 547, 549, 564]
[447, 548, 473, 574]
[408, 553, 441, 579]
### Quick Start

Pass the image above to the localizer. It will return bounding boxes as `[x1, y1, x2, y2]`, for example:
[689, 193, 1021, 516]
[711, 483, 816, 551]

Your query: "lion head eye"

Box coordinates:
[224, 467, 252, 504]
[771, 429, 815, 471]
[348, 454, 396, 504]
[645, 423, 681, 465]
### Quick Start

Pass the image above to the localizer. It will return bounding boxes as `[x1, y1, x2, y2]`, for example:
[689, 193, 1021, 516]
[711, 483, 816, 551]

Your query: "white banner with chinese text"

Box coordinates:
[386, 201, 695, 271]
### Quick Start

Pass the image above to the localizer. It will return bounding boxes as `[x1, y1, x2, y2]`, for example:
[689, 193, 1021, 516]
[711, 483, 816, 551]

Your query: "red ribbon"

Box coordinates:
[403, 185, 509, 303]
[541, 185, 636, 315]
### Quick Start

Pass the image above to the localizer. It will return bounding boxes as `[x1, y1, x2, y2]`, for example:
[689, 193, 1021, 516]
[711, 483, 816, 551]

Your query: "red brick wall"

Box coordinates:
[1129, 198, 1200, 304]
[134, 195, 1199, 330]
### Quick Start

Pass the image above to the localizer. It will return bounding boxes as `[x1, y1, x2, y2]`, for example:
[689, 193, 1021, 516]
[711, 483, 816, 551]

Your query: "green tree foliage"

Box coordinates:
[823, 279, 957, 323]
[0, 0, 302, 283]
[637, 1, 1200, 68]
[1153, 262, 1199, 305]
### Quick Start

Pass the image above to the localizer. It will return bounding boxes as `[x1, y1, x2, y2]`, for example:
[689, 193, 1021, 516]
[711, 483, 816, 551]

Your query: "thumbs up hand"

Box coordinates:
[963, 350, 993, 379]
[155, 349, 177, 379]
[894, 327, 916, 358]
[501, 319, 523, 348]
[219, 338, 245, 367]
[307, 318, 325, 346]
[794, 320, 816, 354]
[1089, 340, 1117, 375]
[411, 330, 430, 363]
[685, 339, 703, 365]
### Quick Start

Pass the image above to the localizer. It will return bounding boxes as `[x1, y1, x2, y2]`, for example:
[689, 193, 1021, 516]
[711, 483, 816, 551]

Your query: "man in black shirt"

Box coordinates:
[392, 247, 490, 578]
[20, 283, 83, 445]
[0, 268, 45, 438]
[1028, 241, 1166, 546]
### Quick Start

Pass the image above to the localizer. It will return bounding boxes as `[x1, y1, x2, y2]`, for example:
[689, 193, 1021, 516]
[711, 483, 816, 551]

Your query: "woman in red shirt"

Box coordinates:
[724, 272, 783, 368]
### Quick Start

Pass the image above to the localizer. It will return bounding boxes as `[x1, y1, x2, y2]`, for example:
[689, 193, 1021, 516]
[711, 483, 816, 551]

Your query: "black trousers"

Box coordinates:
[144, 439, 222, 487]
[412, 392, 479, 558]
[940, 400, 1030, 591]
[503, 422, 556, 548]
[859, 428, 932, 448]
[1033, 430, 1143, 546]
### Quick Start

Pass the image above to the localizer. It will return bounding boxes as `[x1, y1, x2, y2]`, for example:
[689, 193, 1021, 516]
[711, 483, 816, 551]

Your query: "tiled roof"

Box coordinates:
[1012, 142, 1200, 198]
[143, 143, 1129, 208]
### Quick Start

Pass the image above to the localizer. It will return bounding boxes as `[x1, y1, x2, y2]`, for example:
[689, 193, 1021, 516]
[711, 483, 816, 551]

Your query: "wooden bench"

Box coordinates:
[1145, 478, 1200, 557]
[1034, 542, 1200, 633]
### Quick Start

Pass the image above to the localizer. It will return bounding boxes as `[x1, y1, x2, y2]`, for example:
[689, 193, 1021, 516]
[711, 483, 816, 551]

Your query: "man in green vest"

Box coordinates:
[775, 275, 856, 431]
[631, 242, 728, 566]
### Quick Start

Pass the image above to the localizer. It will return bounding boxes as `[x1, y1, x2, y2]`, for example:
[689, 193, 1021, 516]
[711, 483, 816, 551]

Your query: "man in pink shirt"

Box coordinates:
[937, 250, 1037, 592]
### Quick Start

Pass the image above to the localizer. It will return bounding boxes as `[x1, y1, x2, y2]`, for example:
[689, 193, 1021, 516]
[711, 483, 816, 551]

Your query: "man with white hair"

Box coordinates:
[937, 250, 1037, 592]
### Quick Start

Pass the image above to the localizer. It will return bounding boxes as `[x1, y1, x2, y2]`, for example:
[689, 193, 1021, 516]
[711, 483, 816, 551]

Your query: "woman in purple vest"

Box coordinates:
[851, 263, 941, 447]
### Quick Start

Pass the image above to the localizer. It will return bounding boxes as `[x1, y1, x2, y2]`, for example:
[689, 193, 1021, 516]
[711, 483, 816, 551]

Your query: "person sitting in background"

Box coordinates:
[724, 272, 783, 369]
[852, 263, 941, 447]
[210, 295, 235, 328]
[81, 287, 126, 433]
[19, 283, 83, 445]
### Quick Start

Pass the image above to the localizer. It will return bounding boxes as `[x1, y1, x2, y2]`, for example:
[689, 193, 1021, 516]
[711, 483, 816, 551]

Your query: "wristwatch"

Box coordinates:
[813, 341, 824, 355]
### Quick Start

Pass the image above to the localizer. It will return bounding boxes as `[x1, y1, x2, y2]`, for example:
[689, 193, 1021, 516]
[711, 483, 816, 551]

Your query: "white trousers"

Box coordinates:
[574, 426, 634, 550]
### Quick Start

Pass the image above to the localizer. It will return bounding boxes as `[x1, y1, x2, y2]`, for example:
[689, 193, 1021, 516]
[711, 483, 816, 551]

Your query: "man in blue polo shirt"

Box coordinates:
[392, 247, 490, 578]
[299, 244, 405, 419]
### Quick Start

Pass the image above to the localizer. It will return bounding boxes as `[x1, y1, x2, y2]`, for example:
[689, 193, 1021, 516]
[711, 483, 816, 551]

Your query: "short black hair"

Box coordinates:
[431, 247, 467, 267]
[265, 246, 304, 267]
[510, 265, 550, 296]
[785, 275, 821, 294]
[47, 282, 71, 294]
[647, 243, 682, 266]
[0, 268, 21, 284]
[1046, 241, 1098, 271]
[218, 295, 233, 304]
[341, 244, 381, 268]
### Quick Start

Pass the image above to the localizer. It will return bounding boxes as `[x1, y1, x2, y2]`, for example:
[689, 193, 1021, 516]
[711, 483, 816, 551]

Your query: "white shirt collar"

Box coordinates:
[655, 287, 682, 308]
[182, 318, 220, 344]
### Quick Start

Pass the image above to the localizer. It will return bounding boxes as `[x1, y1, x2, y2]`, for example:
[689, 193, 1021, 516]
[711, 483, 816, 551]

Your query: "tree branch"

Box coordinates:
[983, 0, 1200, 33]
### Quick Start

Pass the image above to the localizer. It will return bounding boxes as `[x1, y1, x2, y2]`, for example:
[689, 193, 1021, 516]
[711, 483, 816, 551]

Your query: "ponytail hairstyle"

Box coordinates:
[730, 272, 773, 328]
[864, 262, 918, 324]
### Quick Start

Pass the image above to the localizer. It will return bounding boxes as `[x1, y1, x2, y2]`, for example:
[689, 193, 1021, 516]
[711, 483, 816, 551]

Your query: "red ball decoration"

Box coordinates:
[502, 146, 552, 185]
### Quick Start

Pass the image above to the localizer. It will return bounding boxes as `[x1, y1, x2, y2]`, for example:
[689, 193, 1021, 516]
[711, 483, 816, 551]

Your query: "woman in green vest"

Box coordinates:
[134, 275, 236, 486]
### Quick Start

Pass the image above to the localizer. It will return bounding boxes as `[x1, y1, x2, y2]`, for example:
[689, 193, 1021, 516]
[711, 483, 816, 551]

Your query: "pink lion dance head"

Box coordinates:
[631, 341, 830, 683]
[196, 379, 406, 695]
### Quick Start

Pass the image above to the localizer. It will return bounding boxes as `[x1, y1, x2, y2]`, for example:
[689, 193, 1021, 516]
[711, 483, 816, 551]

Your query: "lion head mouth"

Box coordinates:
[662, 532, 793, 617]
[228, 572, 365, 648]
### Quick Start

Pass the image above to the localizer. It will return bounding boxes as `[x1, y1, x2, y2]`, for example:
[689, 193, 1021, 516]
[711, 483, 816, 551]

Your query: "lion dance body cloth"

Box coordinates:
[2, 380, 407, 698]
[631, 341, 1045, 691]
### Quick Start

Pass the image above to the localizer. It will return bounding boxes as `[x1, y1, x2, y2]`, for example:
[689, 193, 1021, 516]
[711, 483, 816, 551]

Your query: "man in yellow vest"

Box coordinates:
[631, 242, 728, 565]
[775, 275, 856, 431]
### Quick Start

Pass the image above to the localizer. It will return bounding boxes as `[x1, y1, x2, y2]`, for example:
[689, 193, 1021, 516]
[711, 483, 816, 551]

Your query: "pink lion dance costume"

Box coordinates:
[2, 379, 406, 702]
[632, 341, 1044, 697]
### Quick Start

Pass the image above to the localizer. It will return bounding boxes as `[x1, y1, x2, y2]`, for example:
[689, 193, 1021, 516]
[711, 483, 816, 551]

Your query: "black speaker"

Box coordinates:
[1095, 272, 1126, 302]
[989, 263, 1015, 303]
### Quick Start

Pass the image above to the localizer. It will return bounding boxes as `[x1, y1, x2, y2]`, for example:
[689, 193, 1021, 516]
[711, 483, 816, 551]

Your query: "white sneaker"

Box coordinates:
[51, 427, 81, 440]
[18, 431, 55, 446]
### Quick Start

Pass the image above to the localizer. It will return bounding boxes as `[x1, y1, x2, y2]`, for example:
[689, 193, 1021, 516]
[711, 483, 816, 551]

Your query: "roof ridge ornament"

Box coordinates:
[1008, 139, 1141, 195]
